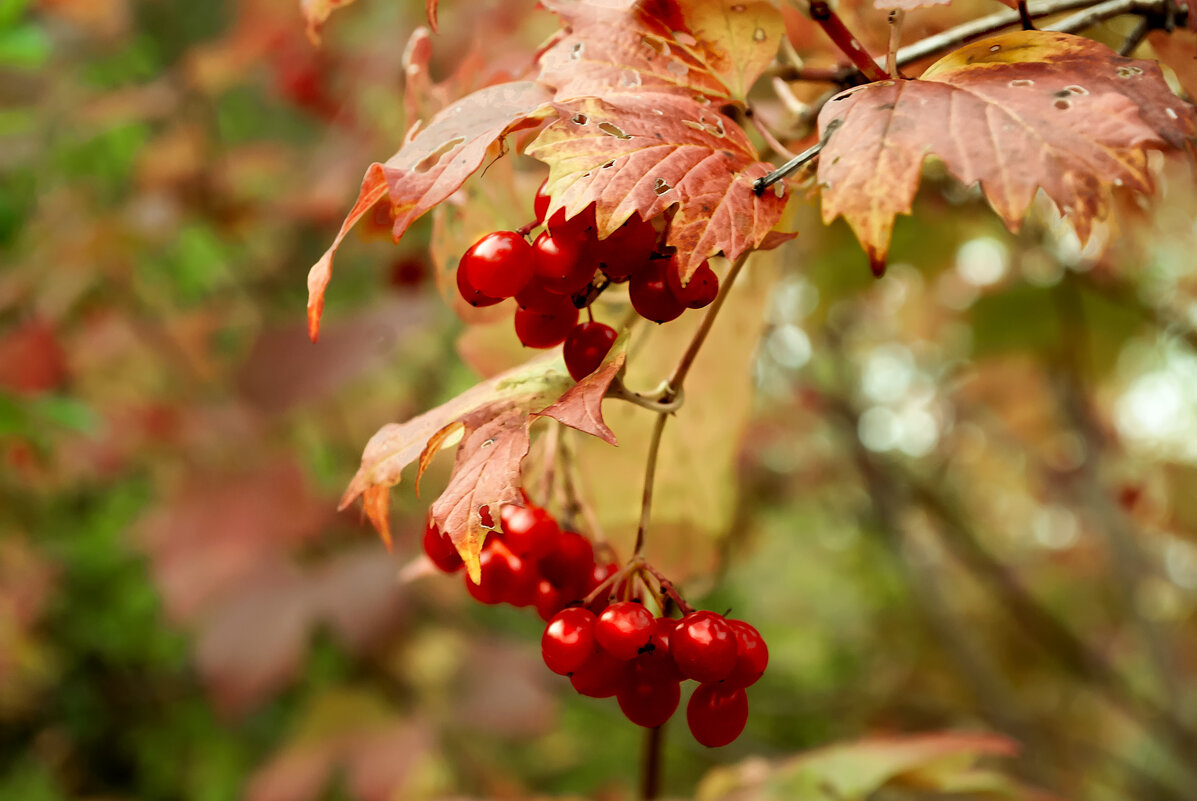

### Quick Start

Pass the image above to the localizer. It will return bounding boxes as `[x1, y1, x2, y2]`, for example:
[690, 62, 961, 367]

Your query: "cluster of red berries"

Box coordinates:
[455, 180, 721, 382]
[423, 498, 767, 747]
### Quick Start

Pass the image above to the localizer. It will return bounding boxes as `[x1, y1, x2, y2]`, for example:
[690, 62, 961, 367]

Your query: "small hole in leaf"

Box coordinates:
[1054, 98, 1071, 110]
[480, 439, 495, 448]
[682, 119, 704, 131]
[654, 178, 673, 195]
[731, 3, 746, 10]
[1009, 79, 1034, 87]
[673, 30, 697, 46]
[753, 27, 766, 42]
[598, 121, 632, 139]
[570, 42, 584, 60]
[601, 160, 615, 169]
[620, 70, 642, 88]
[1165, 107, 1179, 119]
[1064, 84, 1088, 95]
[989, 45, 1001, 52]
[667, 60, 688, 77]
[1117, 65, 1143, 78]
[1114, 178, 1124, 186]
[572, 113, 589, 125]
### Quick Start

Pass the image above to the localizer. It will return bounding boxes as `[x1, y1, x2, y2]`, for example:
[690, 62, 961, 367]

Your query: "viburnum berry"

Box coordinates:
[666, 258, 719, 310]
[617, 671, 681, 728]
[671, 610, 738, 682]
[533, 178, 552, 222]
[456, 258, 503, 307]
[500, 503, 561, 560]
[532, 231, 595, 296]
[464, 547, 517, 605]
[547, 204, 598, 244]
[422, 520, 463, 573]
[595, 601, 656, 660]
[687, 683, 749, 747]
[596, 215, 657, 281]
[514, 276, 562, 312]
[563, 321, 617, 382]
[723, 620, 769, 689]
[570, 648, 627, 698]
[460, 230, 534, 299]
[629, 259, 686, 323]
[538, 530, 595, 591]
[542, 607, 598, 675]
[535, 579, 568, 621]
[633, 616, 683, 682]
[514, 296, 579, 348]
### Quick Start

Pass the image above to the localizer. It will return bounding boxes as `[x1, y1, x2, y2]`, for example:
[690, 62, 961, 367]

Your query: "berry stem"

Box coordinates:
[641, 724, 664, 800]
[559, 428, 608, 543]
[632, 411, 669, 558]
[667, 251, 751, 391]
[807, 1, 888, 83]
[641, 561, 695, 615]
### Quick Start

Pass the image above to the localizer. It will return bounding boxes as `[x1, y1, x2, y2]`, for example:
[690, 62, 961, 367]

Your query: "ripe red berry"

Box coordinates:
[500, 504, 561, 560]
[538, 530, 595, 591]
[671, 611, 738, 682]
[563, 321, 617, 382]
[423, 521, 463, 573]
[502, 549, 540, 607]
[516, 275, 565, 312]
[629, 259, 686, 323]
[456, 258, 503, 307]
[464, 547, 516, 605]
[460, 231, 534, 299]
[532, 231, 596, 296]
[542, 607, 598, 675]
[586, 561, 620, 615]
[547, 204, 598, 244]
[634, 616, 683, 682]
[533, 178, 551, 222]
[570, 649, 627, 698]
[595, 601, 656, 660]
[687, 683, 749, 747]
[617, 672, 681, 728]
[723, 620, 769, 689]
[596, 215, 657, 281]
[514, 296, 579, 348]
[666, 258, 719, 310]
[535, 579, 568, 621]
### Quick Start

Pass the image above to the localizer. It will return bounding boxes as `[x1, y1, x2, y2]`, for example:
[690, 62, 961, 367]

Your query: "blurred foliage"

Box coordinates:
[2, 1, 1197, 801]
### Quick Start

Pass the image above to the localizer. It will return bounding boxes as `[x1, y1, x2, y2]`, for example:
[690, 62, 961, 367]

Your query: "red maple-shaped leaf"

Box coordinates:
[306, 80, 552, 340]
[816, 30, 1197, 274]
[534, 337, 628, 446]
[531, 0, 788, 279]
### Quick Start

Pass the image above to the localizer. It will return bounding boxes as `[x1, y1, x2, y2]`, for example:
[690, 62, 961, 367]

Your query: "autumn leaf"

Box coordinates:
[306, 80, 552, 340]
[677, 0, 786, 97]
[300, 0, 359, 45]
[534, 334, 629, 445]
[817, 30, 1197, 274]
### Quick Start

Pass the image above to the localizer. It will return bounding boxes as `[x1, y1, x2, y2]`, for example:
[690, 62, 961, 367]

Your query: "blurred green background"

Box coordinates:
[3, 1, 1197, 800]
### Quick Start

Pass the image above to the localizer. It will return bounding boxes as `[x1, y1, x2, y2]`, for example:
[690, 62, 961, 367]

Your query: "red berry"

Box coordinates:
[423, 521, 463, 573]
[666, 258, 719, 310]
[617, 672, 681, 728]
[464, 547, 515, 605]
[586, 561, 620, 615]
[539, 531, 595, 590]
[514, 297, 579, 348]
[596, 216, 657, 281]
[570, 649, 627, 698]
[500, 504, 561, 560]
[533, 178, 551, 222]
[563, 322, 617, 382]
[595, 601, 656, 660]
[502, 549, 540, 607]
[542, 607, 598, 675]
[723, 620, 769, 689]
[630, 259, 685, 323]
[687, 683, 749, 747]
[634, 616, 684, 682]
[456, 258, 503, 307]
[515, 275, 564, 312]
[532, 231, 596, 296]
[535, 580, 568, 621]
[547, 204, 598, 244]
[671, 611, 738, 682]
[460, 231, 534, 299]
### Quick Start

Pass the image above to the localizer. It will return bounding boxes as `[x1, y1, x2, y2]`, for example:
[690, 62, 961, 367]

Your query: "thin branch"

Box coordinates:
[1043, 0, 1170, 33]
[1019, 0, 1038, 29]
[632, 412, 669, 557]
[808, 1, 889, 82]
[667, 251, 752, 390]
[641, 724, 665, 800]
[886, 10, 906, 78]
[745, 104, 798, 160]
[754, 119, 841, 195]
[1119, 15, 1152, 53]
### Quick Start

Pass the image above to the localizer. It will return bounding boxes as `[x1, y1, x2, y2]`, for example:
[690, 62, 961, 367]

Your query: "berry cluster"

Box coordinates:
[455, 180, 721, 382]
[423, 497, 767, 747]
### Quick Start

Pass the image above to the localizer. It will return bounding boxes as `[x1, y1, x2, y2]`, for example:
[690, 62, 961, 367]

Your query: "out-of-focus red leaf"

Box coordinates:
[426, 0, 439, 33]
[534, 338, 627, 445]
[1147, 30, 1197, 100]
[312, 546, 408, 653]
[300, 0, 359, 45]
[527, 93, 787, 278]
[817, 30, 1196, 275]
[0, 319, 68, 394]
[306, 81, 552, 341]
[453, 639, 558, 736]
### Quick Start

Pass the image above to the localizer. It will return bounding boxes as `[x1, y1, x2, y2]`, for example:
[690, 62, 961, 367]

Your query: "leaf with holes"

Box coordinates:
[676, 0, 785, 98]
[526, 93, 788, 278]
[534, 334, 629, 446]
[339, 355, 573, 577]
[306, 80, 552, 340]
[816, 30, 1196, 275]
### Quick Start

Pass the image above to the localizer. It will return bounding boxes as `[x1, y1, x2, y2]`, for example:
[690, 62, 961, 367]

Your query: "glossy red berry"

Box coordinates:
[516, 275, 565, 312]
[570, 649, 627, 698]
[538, 531, 595, 591]
[617, 672, 681, 728]
[595, 601, 656, 660]
[464, 547, 516, 605]
[671, 611, 738, 682]
[542, 607, 598, 675]
[460, 231, 534, 299]
[422, 521, 463, 573]
[500, 504, 561, 561]
[456, 258, 503, 307]
[535, 580, 568, 621]
[563, 322, 617, 382]
[533, 178, 552, 222]
[634, 616, 684, 682]
[547, 204, 598, 244]
[596, 216, 657, 281]
[532, 231, 595, 296]
[514, 297, 579, 348]
[586, 561, 620, 615]
[502, 549, 540, 607]
[666, 258, 719, 310]
[723, 620, 769, 689]
[687, 683, 749, 747]
[629, 259, 686, 323]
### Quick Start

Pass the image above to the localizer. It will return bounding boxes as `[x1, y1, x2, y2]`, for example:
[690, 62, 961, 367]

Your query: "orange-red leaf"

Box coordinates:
[416, 421, 464, 497]
[817, 30, 1196, 274]
[300, 0, 359, 45]
[534, 340, 628, 445]
[306, 80, 552, 340]
[526, 93, 787, 278]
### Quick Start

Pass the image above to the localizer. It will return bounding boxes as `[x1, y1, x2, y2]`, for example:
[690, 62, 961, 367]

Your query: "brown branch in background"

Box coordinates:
[808, 1, 889, 82]
[641, 724, 664, 800]
[1019, 0, 1038, 29]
